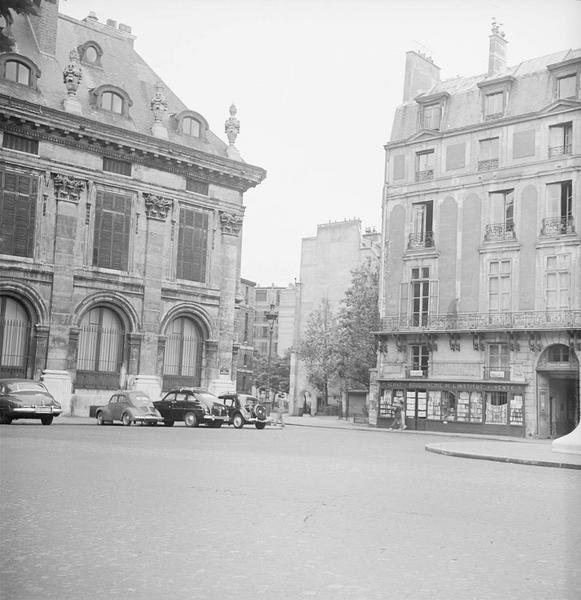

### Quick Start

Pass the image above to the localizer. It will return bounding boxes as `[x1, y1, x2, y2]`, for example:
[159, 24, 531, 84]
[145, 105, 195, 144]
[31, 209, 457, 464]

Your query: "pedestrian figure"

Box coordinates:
[389, 394, 406, 430]
[274, 393, 285, 428]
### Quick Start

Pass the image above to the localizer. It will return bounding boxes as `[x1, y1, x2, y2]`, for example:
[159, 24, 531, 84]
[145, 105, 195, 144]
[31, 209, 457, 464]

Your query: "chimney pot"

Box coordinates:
[488, 18, 508, 75]
[118, 23, 132, 33]
[87, 12, 98, 21]
[106, 19, 117, 28]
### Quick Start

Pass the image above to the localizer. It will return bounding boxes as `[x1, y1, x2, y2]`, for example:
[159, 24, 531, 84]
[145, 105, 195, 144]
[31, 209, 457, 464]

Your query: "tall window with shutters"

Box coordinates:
[0, 169, 37, 258]
[177, 207, 209, 283]
[543, 180, 574, 235]
[485, 189, 515, 241]
[488, 259, 511, 314]
[92, 190, 132, 271]
[400, 267, 438, 327]
[545, 254, 570, 310]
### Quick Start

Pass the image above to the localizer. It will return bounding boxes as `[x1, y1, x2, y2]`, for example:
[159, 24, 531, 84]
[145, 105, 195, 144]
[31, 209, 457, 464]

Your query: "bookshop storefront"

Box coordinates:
[376, 379, 527, 437]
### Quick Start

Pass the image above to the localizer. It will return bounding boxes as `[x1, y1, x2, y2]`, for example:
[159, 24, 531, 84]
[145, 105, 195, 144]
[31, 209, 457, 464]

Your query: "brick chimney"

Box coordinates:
[488, 18, 508, 75]
[29, 0, 59, 56]
[403, 50, 440, 102]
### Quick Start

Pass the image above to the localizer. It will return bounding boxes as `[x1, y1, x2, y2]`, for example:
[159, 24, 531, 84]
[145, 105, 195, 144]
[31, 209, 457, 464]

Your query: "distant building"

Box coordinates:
[373, 24, 580, 438]
[0, 2, 266, 413]
[289, 219, 381, 415]
[234, 278, 256, 394]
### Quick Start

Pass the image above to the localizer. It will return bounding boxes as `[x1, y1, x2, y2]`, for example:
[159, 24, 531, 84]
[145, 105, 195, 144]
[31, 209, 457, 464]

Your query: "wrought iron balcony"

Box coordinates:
[408, 231, 434, 249]
[477, 158, 499, 171]
[379, 309, 581, 333]
[415, 169, 434, 182]
[484, 222, 516, 241]
[541, 216, 575, 235]
[483, 367, 510, 380]
[548, 144, 572, 158]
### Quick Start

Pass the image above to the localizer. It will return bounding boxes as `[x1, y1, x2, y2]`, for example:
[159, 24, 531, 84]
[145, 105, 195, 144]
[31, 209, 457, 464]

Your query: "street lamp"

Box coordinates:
[265, 302, 279, 403]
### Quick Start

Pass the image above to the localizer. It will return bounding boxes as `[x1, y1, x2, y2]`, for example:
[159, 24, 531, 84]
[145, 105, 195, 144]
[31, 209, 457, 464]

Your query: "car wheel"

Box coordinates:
[163, 420, 174, 427]
[96, 412, 106, 426]
[40, 416, 53, 426]
[184, 412, 198, 428]
[255, 422, 266, 430]
[0, 414, 12, 425]
[122, 412, 132, 426]
[232, 413, 244, 429]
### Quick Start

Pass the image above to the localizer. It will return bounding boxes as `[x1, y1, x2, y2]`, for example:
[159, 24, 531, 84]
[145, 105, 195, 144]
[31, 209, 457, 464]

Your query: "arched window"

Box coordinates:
[5, 60, 31, 86]
[77, 307, 124, 389]
[0, 296, 31, 378]
[101, 91, 124, 114]
[163, 317, 203, 389]
[182, 117, 201, 137]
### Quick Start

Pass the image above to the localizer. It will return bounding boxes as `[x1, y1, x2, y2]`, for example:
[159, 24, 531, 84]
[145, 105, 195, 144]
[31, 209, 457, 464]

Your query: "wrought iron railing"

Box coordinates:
[484, 222, 516, 241]
[408, 231, 434, 249]
[541, 216, 575, 235]
[548, 144, 572, 158]
[477, 158, 499, 171]
[379, 309, 581, 332]
[415, 169, 434, 182]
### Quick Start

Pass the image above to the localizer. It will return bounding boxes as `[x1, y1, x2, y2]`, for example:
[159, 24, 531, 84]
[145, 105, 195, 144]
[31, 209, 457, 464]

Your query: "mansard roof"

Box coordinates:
[1, 10, 229, 158]
[390, 48, 581, 143]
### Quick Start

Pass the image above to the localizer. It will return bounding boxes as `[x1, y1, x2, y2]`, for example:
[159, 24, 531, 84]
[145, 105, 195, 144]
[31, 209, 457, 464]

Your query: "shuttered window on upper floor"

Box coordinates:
[2, 132, 39, 155]
[92, 190, 132, 271]
[0, 168, 37, 258]
[103, 156, 132, 177]
[177, 207, 208, 283]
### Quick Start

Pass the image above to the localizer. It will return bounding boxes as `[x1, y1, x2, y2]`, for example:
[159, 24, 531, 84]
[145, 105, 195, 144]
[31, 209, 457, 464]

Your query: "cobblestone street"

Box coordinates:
[1, 422, 579, 600]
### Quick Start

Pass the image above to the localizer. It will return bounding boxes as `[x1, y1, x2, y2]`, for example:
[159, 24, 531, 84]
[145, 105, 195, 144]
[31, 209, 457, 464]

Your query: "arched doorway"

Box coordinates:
[0, 296, 32, 378]
[77, 306, 126, 390]
[162, 316, 203, 390]
[536, 344, 579, 438]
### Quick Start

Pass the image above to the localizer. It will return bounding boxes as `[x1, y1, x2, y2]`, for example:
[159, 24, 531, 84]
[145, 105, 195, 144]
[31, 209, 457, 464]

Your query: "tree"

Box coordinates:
[298, 298, 339, 406]
[335, 260, 380, 390]
[252, 349, 291, 394]
[0, 1, 54, 53]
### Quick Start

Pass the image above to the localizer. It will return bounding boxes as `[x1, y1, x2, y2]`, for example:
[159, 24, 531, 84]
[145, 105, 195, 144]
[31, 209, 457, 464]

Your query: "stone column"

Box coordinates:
[43, 174, 86, 411]
[133, 194, 172, 398]
[208, 212, 242, 396]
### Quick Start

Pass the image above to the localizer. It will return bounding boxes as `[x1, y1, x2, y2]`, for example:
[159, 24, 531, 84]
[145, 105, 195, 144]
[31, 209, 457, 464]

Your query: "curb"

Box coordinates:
[425, 443, 581, 470]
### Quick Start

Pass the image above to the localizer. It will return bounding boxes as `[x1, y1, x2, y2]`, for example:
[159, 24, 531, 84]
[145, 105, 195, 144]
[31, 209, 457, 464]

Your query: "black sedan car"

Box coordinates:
[0, 378, 62, 425]
[154, 388, 228, 427]
[218, 393, 269, 429]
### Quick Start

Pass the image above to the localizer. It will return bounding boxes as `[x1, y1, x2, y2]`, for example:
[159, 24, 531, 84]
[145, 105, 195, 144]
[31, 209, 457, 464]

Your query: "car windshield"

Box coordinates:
[6, 382, 47, 393]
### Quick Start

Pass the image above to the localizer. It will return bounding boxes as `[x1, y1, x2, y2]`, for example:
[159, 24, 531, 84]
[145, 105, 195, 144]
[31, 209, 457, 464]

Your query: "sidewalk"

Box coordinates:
[284, 415, 581, 470]
[53, 415, 581, 470]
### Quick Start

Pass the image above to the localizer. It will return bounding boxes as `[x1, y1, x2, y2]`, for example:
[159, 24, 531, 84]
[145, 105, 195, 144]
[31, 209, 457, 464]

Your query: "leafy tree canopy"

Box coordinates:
[253, 349, 291, 394]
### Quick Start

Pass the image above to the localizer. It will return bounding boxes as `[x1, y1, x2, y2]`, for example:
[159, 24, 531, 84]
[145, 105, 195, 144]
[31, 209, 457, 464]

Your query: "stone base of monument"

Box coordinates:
[552, 422, 581, 455]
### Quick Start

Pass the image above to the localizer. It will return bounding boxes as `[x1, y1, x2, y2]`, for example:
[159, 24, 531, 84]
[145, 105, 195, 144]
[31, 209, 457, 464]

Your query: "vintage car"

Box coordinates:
[219, 393, 269, 429]
[0, 378, 62, 425]
[95, 391, 162, 426]
[154, 388, 228, 428]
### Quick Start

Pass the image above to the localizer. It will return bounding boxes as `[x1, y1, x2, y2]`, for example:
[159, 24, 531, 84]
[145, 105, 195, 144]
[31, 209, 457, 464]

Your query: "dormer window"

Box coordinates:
[422, 104, 441, 130]
[182, 117, 201, 137]
[558, 74, 576, 99]
[5, 61, 30, 85]
[91, 85, 132, 117]
[415, 91, 448, 132]
[484, 92, 504, 119]
[102, 91, 123, 114]
[78, 41, 103, 67]
[0, 54, 41, 89]
[477, 75, 514, 122]
[174, 110, 209, 140]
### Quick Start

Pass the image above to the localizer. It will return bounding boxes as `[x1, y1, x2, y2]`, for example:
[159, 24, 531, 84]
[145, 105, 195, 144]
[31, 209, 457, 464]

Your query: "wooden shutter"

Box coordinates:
[93, 190, 131, 270]
[0, 168, 36, 257]
[177, 207, 208, 282]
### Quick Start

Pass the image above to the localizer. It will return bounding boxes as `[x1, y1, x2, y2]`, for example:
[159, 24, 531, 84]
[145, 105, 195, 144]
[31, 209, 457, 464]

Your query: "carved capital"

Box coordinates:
[219, 211, 243, 236]
[52, 172, 86, 203]
[143, 193, 173, 221]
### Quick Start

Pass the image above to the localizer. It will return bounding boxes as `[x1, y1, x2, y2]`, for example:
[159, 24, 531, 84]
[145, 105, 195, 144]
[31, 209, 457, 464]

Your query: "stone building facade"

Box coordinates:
[234, 278, 256, 394]
[0, 3, 265, 413]
[373, 25, 580, 438]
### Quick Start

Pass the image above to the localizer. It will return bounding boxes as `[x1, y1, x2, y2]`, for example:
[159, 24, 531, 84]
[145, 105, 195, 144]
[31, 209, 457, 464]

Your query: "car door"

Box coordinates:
[117, 394, 131, 420]
[156, 392, 176, 420]
[184, 392, 201, 420]
[108, 395, 121, 421]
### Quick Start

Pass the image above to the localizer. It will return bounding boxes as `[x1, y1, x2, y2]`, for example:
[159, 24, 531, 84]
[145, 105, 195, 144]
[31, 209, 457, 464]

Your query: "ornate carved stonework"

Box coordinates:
[143, 193, 173, 221]
[219, 211, 243, 236]
[150, 82, 168, 123]
[52, 173, 86, 202]
[63, 48, 82, 96]
[224, 104, 240, 146]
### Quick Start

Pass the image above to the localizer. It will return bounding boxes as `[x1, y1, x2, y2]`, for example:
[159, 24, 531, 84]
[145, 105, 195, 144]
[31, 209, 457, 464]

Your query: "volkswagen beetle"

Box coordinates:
[95, 391, 162, 426]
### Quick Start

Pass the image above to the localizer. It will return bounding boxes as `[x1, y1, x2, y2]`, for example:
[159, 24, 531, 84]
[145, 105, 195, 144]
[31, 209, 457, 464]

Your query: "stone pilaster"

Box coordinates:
[33, 324, 50, 380]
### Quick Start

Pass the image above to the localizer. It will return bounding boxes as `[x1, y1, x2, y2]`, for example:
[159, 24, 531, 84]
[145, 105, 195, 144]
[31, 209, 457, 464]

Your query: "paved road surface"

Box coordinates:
[1, 421, 579, 599]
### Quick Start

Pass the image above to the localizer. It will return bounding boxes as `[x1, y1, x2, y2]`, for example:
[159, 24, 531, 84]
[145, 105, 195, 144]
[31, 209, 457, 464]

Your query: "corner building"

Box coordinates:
[373, 27, 580, 438]
[0, 3, 266, 413]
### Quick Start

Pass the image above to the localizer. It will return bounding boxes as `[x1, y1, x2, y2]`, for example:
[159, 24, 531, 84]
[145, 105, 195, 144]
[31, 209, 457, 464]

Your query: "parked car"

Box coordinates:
[154, 388, 228, 427]
[219, 393, 269, 429]
[95, 391, 162, 426]
[0, 378, 62, 425]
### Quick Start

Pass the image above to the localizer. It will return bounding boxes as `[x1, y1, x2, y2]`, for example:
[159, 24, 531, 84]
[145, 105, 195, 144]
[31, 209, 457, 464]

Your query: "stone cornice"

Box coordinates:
[0, 93, 266, 192]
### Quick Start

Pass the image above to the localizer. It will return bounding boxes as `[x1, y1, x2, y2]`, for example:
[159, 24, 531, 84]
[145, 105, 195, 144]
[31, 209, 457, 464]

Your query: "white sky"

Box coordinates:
[60, 0, 581, 286]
